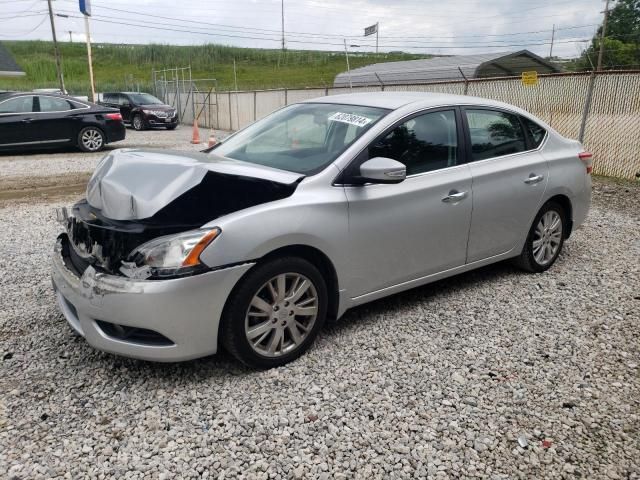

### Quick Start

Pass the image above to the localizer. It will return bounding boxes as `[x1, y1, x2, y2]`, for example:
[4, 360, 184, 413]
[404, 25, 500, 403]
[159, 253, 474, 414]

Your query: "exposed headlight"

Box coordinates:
[122, 228, 221, 279]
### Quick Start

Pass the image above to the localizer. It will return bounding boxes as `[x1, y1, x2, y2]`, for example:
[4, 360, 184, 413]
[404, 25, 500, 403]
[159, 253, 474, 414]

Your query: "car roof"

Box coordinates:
[305, 91, 517, 111]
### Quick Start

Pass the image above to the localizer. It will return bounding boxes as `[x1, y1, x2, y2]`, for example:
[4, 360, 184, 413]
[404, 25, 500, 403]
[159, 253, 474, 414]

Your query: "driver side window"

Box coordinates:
[368, 110, 458, 176]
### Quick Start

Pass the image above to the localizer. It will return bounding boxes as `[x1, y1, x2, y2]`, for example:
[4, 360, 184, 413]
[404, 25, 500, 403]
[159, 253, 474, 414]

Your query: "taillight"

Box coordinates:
[105, 112, 122, 121]
[579, 151, 593, 174]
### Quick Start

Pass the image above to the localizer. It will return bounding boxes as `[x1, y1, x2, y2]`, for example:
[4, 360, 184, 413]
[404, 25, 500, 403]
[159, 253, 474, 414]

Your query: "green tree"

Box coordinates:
[578, 0, 640, 69]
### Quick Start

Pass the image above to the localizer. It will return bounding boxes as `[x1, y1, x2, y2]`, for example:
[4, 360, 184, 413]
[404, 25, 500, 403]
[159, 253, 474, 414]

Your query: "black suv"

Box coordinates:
[99, 92, 178, 131]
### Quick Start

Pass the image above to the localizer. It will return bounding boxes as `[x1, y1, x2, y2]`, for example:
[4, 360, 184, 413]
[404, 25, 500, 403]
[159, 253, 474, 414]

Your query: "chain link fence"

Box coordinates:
[167, 71, 640, 180]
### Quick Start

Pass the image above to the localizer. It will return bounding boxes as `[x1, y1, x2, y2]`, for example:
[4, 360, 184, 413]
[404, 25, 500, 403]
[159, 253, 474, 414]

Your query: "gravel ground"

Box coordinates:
[0, 177, 638, 479]
[0, 127, 230, 200]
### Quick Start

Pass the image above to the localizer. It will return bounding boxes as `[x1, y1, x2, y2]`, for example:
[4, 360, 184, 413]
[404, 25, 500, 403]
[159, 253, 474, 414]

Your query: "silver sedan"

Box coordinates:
[52, 92, 592, 368]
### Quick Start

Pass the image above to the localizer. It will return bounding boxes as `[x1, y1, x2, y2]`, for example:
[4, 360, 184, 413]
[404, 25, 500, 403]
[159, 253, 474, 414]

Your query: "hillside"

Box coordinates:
[0, 41, 427, 95]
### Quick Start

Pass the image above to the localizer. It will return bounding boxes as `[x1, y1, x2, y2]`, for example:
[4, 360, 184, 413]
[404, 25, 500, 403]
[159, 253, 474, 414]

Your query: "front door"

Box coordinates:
[343, 108, 473, 298]
[463, 108, 549, 262]
[0, 95, 36, 147]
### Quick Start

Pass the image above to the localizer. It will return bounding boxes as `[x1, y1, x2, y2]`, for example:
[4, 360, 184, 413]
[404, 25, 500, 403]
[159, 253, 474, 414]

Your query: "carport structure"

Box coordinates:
[0, 43, 24, 78]
[334, 50, 562, 87]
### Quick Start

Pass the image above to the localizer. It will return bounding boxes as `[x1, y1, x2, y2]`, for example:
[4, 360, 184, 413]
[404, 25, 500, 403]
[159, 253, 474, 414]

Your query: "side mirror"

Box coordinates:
[357, 157, 406, 184]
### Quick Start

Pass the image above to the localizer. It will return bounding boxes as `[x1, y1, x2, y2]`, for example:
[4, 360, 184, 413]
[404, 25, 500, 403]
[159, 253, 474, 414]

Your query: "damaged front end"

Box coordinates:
[57, 149, 303, 280]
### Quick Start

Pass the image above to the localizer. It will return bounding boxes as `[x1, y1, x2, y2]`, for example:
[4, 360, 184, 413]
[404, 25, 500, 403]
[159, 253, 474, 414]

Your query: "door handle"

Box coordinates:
[21, 118, 34, 123]
[442, 190, 468, 203]
[524, 174, 544, 185]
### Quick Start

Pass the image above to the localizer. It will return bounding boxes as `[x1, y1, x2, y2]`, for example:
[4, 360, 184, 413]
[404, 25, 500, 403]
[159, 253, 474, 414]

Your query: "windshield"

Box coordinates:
[212, 103, 389, 174]
[128, 93, 164, 105]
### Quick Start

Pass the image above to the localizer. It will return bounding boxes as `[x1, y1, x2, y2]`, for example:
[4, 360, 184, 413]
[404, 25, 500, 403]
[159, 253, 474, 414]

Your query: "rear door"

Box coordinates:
[0, 95, 37, 147]
[32, 95, 79, 145]
[463, 107, 549, 263]
[343, 108, 473, 297]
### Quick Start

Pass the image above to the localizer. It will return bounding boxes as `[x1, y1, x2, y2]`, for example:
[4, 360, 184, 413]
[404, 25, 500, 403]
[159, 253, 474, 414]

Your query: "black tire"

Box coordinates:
[77, 126, 105, 152]
[132, 114, 145, 131]
[514, 201, 567, 273]
[166, 124, 177, 130]
[221, 256, 328, 369]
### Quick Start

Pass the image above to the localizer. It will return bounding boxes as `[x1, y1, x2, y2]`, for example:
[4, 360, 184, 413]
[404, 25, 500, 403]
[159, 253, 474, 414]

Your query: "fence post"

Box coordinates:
[324, 87, 329, 97]
[215, 91, 220, 130]
[228, 91, 233, 130]
[284, 88, 288, 106]
[578, 71, 597, 143]
[253, 90, 257, 121]
[458, 67, 469, 95]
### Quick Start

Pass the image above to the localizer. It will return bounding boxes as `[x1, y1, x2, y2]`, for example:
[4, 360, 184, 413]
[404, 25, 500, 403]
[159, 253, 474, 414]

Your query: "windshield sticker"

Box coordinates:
[328, 112, 372, 128]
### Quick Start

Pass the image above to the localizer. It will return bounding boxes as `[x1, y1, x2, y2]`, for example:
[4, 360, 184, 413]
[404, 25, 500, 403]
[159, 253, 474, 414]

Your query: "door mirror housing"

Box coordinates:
[356, 157, 406, 184]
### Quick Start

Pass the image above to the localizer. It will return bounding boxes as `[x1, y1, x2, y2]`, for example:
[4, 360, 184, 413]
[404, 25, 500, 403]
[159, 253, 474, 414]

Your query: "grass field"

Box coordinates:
[0, 41, 427, 95]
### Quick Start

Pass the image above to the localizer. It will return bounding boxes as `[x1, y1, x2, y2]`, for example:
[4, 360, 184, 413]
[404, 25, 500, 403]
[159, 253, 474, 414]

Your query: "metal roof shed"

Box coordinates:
[334, 50, 561, 87]
[0, 43, 25, 77]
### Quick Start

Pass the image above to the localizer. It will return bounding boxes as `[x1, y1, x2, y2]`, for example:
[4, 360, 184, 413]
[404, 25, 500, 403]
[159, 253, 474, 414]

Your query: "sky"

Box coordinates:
[0, 0, 606, 58]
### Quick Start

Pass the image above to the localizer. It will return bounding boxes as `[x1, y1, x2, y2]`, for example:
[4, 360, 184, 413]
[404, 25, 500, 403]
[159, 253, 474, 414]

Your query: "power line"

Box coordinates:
[56, 11, 592, 51]
[56, 0, 600, 41]
[0, 14, 47, 36]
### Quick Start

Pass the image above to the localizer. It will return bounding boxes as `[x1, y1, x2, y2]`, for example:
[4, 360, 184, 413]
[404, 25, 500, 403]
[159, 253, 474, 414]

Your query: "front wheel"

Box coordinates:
[221, 257, 328, 369]
[514, 201, 566, 273]
[132, 114, 145, 131]
[77, 126, 105, 152]
[166, 124, 177, 130]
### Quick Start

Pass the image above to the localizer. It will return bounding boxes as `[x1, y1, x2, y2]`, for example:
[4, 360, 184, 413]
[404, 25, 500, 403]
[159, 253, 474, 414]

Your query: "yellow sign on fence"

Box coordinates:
[521, 71, 538, 86]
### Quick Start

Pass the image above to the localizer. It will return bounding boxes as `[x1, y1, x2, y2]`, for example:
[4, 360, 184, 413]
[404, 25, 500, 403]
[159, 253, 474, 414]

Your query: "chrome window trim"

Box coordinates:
[0, 138, 70, 147]
[0, 94, 91, 116]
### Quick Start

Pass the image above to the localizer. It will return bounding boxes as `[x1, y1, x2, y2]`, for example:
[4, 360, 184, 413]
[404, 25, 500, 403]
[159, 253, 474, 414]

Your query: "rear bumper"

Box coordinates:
[104, 121, 126, 143]
[51, 238, 253, 362]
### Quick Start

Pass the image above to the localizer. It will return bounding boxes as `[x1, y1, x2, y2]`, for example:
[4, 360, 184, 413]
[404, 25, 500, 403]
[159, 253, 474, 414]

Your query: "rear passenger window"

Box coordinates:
[369, 110, 458, 175]
[465, 109, 525, 161]
[38, 96, 73, 112]
[522, 117, 546, 148]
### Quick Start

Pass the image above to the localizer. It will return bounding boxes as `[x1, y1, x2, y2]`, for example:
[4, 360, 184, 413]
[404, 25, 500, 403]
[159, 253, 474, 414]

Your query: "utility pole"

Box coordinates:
[46, 0, 65, 92]
[597, 0, 611, 71]
[549, 24, 555, 59]
[343, 39, 352, 90]
[84, 15, 96, 102]
[68, 30, 73, 43]
[281, 0, 285, 51]
[376, 22, 379, 54]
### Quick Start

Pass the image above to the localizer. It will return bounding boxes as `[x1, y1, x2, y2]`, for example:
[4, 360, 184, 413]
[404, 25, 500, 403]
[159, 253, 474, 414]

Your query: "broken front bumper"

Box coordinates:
[51, 238, 254, 362]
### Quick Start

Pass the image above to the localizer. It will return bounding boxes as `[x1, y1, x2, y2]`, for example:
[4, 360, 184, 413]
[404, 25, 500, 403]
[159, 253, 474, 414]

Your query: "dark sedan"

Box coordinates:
[0, 92, 125, 153]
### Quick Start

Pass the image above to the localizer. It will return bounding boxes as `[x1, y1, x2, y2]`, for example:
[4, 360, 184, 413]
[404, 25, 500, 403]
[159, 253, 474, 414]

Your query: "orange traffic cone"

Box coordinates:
[191, 118, 201, 144]
[208, 129, 217, 148]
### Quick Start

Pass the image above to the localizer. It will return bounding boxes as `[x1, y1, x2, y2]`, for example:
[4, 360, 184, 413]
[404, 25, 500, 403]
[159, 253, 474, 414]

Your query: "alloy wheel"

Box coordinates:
[532, 210, 563, 266]
[81, 128, 103, 151]
[244, 273, 319, 357]
[133, 116, 143, 130]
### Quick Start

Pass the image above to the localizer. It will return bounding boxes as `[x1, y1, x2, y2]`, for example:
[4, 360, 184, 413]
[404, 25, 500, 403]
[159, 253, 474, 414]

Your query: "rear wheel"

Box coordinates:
[132, 114, 145, 131]
[221, 257, 328, 369]
[77, 126, 105, 152]
[514, 201, 566, 273]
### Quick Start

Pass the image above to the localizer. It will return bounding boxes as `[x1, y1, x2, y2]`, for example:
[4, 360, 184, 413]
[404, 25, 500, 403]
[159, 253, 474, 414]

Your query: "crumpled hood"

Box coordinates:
[87, 149, 304, 221]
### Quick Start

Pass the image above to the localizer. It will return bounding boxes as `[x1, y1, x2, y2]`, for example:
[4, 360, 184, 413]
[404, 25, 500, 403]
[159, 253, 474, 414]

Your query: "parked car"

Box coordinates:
[0, 92, 125, 152]
[98, 92, 178, 130]
[52, 92, 592, 368]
